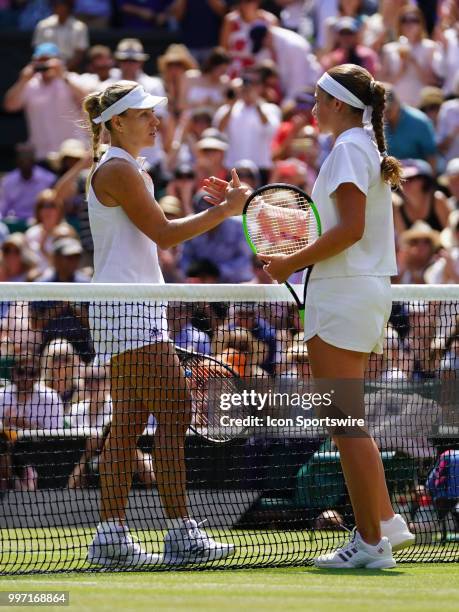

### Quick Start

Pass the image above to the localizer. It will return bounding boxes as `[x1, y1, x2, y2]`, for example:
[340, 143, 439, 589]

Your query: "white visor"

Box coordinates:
[92, 84, 168, 125]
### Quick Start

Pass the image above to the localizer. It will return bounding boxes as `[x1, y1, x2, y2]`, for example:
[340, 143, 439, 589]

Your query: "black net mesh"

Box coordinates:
[0, 285, 458, 573]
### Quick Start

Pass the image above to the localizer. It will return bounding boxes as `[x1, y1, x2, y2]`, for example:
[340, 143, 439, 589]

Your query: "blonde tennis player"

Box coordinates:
[83, 81, 249, 567]
[207, 64, 415, 569]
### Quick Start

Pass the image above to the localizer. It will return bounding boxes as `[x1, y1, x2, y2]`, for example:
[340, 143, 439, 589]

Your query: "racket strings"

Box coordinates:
[183, 356, 243, 441]
[246, 189, 319, 256]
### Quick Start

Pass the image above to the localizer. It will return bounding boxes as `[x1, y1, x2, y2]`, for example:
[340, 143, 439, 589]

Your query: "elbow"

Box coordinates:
[346, 226, 364, 245]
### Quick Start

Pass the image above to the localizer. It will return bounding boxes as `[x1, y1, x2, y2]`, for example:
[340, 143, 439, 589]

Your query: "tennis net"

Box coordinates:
[0, 282, 458, 573]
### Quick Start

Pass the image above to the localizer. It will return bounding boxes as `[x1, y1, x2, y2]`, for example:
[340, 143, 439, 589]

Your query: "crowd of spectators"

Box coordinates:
[0, 1, 458, 496]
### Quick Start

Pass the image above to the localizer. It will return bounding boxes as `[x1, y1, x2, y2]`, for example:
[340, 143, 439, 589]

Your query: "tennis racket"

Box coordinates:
[242, 183, 321, 323]
[175, 346, 247, 443]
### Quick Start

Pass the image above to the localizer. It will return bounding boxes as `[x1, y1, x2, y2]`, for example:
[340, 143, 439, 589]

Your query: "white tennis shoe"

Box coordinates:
[314, 530, 396, 569]
[163, 519, 235, 565]
[381, 513, 416, 551]
[87, 521, 161, 567]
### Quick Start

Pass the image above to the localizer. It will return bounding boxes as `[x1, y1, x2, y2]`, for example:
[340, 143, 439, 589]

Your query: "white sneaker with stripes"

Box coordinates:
[314, 530, 396, 569]
[381, 514, 416, 551]
[163, 519, 235, 565]
[87, 521, 161, 567]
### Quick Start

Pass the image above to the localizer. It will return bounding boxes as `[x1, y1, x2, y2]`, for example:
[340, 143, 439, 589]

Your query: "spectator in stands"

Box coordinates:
[418, 87, 444, 132]
[0, 143, 56, 224]
[321, 17, 380, 76]
[171, 0, 227, 64]
[168, 107, 215, 173]
[233, 159, 261, 190]
[436, 85, 459, 166]
[0, 355, 65, 431]
[1, 233, 38, 282]
[195, 136, 228, 188]
[254, 59, 282, 105]
[180, 190, 252, 283]
[110, 39, 166, 99]
[32, 0, 89, 71]
[37, 237, 90, 282]
[39, 338, 83, 411]
[426, 210, 459, 285]
[158, 43, 198, 117]
[321, 0, 368, 55]
[115, 0, 174, 30]
[396, 220, 440, 284]
[74, 0, 112, 28]
[182, 47, 231, 112]
[393, 160, 451, 235]
[439, 158, 459, 211]
[271, 158, 311, 192]
[214, 70, 281, 182]
[284, 342, 311, 379]
[220, 0, 278, 78]
[167, 301, 227, 355]
[166, 163, 197, 215]
[271, 90, 315, 161]
[215, 327, 269, 377]
[185, 258, 221, 283]
[232, 303, 277, 374]
[384, 87, 437, 169]
[24, 189, 76, 273]
[363, 0, 413, 52]
[157, 196, 185, 282]
[4, 42, 88, 163]
[379, 5, 439, 107]
[433, 15, 459, 98]
[248, 22, 321, 101]
[76, 45, 116, 91]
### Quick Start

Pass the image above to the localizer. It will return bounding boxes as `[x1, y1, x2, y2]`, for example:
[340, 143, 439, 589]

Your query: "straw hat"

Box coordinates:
[158, 44, 198, 73]
[400, 220, 441, 249]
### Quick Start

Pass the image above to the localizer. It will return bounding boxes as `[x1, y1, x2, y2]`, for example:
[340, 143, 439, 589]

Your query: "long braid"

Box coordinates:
[370, 81, 403, 189]
[327, 65, 403, 189]
[82, 92, 103, 164]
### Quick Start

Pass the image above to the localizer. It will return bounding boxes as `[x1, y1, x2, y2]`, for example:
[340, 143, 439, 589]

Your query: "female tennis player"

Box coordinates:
[83, 81, 249, 567]
[207, 64, 416, 569]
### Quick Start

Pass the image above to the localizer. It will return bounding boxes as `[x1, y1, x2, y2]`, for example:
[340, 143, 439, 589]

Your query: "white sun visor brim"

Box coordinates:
[92, 85, 168, 125]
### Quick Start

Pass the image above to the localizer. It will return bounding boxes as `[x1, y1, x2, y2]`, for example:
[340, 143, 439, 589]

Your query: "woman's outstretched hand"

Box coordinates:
[202, 169, 251, 216]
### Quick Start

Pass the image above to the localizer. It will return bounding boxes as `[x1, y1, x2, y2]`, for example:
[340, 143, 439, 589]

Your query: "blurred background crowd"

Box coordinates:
[0, 1, 458, 500]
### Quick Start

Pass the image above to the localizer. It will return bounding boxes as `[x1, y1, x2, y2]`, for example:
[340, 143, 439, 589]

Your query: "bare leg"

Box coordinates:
[307, 335, 394, 544]
[99, 342, 191, 522]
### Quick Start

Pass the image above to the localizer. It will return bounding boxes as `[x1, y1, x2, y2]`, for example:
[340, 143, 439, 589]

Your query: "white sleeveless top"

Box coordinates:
[88, 146, 164, 284]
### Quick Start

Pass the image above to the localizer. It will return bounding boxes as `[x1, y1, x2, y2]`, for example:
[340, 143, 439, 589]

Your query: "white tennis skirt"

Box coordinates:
[303, 276, 392, 354]
[89, 301, 170, 364]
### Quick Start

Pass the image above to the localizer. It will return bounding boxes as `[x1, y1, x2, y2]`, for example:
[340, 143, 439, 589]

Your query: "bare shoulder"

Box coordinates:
[92, 158, 145, 205]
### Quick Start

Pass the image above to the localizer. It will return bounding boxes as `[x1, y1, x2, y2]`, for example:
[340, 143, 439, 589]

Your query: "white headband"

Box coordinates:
[92, 84, 167, 125]
[317, 72, 373, 126]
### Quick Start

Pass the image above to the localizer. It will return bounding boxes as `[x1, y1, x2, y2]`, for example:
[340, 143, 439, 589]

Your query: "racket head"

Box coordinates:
[176, 347, 246, 443]
[242, 183, 321, 269]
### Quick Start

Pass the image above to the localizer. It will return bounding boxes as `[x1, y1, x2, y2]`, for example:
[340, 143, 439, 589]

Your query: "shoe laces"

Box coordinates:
[187, 519, 209, 542]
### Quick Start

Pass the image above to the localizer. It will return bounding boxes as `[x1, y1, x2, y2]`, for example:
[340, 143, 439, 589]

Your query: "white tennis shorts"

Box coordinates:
[89, 301, 170, 364]
[303, 276, 392, 354]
